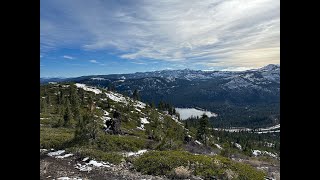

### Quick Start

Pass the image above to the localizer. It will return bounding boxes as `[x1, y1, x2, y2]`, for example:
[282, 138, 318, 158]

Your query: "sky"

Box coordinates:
[40, 0, 280, 78]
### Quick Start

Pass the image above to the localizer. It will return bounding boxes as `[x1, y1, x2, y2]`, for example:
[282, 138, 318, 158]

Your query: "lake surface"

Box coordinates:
[175, 108, 217, 120]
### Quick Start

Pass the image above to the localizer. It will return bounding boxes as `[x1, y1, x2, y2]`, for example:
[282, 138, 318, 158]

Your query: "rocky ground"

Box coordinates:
[230, 155, 280, 180]
[40, 149, 279, 180]
[40, 150, 204, 180]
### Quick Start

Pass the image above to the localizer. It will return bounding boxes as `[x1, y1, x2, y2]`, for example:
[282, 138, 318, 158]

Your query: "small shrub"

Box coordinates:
[96, 134, 146, 152]
[133, 151, 266, 179]
[66, 147, 123, 164]
[40, 127, 74, 149]
[171, 166, 191, 179]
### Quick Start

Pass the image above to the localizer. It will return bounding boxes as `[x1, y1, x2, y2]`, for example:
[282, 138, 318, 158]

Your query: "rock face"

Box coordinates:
[112, 111, 122, 134]
[105, 110, 122, 134]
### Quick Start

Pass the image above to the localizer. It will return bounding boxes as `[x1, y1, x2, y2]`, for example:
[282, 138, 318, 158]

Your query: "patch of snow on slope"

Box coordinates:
[134, 101, 146, 109]
[75, 83, 102, 94]
[103, 110, 109, 116]
[88, 160, 111, 168]
[124, 149, 148, 157]
[75, 160, 111, 172]
[57, 177, 82, 180]
[140, 117, 150, 124]
[265, 142, 275, 147]
[105, 91, 126, 103]
[56, 153, 74, 159]
[232, 142, 242, 150]
[252, 150, 278, 158]
[48, 150, 65, 157]
[91, 77, 106, 81]
[215, 144, 223, 150]
[82, 157, 89, 162]
[75, 163, 92, 172]
[256, 130, 280, 134]
[258, 124, 280, 131]
[137, 118, 150, 130]
[195, 140, 202, 145]
[40, 149, 48, 153]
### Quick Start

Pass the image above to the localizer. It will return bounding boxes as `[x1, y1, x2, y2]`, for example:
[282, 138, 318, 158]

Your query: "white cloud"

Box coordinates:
[89, 59, 98, 63]
[63, 55, 74, 59]
[41, 0, 280, 69]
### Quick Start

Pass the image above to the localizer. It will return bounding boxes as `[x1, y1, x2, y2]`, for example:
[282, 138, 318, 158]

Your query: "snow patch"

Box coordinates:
[88, 160, 111, 168]
[134, 101, 146, 109]
[48, 150, 65, 157]
[252, 150, 278, 158]
[40, 149, 48, 153]
[232, 142, 242, 150]
[140, 118, 150, 124]
[91, 77, 106, 81]
[124, 149, 148, 157]
[214, 144, 223, 150]
[56, 153, 74, 159]
[82, 157, 89, 162]
[195, 140, 202, 145]
[75, 160, 111, 172]
[75, 83, 102, 94]
[105, 91, 127, 103]
[57, 177, 82, 180]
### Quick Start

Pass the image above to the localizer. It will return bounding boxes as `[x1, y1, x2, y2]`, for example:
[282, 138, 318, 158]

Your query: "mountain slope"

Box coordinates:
[41, 64, 280, 128]
[40, 82, 278, 179]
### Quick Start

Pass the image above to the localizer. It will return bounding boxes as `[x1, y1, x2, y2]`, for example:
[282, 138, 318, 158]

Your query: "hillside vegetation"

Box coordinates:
[40, 83, 278, 179]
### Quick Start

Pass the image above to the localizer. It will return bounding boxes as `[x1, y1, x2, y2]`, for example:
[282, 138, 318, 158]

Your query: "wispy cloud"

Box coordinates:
[41, 0, 279, 69]
[131, 62, 146, 65]
[63, 55, 75, 59]
[89, 59, 98, 63]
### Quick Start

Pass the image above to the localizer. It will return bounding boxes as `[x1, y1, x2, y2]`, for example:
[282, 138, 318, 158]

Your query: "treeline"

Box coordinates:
[40, 84, 105, 143]
[185, 114, 280, 156]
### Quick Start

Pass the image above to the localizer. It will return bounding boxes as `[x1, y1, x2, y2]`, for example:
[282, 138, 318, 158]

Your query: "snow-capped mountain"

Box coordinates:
[40, 64, 280, 127]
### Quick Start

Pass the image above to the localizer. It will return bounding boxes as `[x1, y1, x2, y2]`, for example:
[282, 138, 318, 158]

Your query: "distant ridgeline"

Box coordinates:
[40, 64, 280, 128]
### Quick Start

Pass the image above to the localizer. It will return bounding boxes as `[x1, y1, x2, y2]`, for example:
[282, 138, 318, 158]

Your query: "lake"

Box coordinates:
[175, 108, 217, 120]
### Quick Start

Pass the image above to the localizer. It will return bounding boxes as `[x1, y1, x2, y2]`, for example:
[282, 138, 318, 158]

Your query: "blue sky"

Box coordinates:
[40, 0, 279, 78]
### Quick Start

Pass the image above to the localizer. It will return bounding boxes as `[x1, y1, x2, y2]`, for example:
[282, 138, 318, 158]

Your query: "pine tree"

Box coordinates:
[132, 89, 140, 101]
[40, 98, 47, 113]
[158, 100, 164, 111]
[108, 84, 116, 91]
[185, 121, 189, 129]
[151, 102, 155, 108]
[196, 114, 209, 145]
[74, 109, 98, 142]
[63, 99, 73, 127]
[69, 85, 82, 124]
[79, 88, 85, 104]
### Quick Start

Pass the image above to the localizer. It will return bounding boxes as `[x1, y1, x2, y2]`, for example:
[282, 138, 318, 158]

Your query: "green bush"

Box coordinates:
[96, 134, 146, 152]
[133, 151, 266, 179]
[40, 127, 74, 149]
[67, 147, 123, 164]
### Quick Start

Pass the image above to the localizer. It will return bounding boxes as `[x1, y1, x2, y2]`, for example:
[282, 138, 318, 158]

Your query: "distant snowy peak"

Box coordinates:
[91, 77, 106, 81]
[257, 64, 280, 72]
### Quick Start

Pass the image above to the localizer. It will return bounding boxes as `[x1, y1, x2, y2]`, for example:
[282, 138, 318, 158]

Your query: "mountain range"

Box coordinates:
[40, 64, 280, 128]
